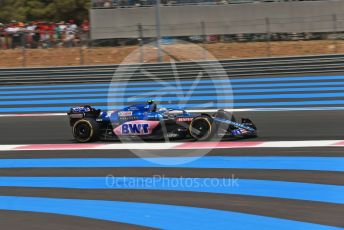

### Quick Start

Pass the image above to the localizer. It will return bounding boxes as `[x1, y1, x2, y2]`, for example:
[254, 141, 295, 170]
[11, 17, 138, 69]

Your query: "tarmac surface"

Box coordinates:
[1, 72, 344, 229]
[0, 112, 343, 229]
[1, 110, 344, 144]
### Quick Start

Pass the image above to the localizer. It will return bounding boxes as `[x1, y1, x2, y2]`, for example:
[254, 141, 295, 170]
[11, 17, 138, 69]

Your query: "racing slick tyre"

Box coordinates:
[189, 115, 214, 141]
[72, 118, 100, 143]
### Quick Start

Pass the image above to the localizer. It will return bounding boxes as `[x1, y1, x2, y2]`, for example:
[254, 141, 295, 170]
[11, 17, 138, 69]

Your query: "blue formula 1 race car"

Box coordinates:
[67, 100, 257, 143]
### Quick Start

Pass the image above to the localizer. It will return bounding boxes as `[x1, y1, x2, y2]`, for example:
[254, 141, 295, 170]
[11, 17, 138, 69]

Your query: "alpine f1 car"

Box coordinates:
[67, 101, 257, 143]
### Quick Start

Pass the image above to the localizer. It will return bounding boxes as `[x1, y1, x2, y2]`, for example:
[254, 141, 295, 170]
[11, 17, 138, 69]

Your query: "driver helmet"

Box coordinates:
[147, 100, 157, 112]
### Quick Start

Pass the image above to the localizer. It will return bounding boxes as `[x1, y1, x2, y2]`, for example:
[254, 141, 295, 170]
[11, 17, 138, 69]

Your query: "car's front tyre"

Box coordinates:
[72, 118, 100, 143]
[189, 116, 214, 141]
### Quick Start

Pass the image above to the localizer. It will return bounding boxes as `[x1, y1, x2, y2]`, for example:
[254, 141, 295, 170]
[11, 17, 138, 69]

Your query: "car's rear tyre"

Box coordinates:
[189, 116, 213, 141]
[72, 118, 99, 143]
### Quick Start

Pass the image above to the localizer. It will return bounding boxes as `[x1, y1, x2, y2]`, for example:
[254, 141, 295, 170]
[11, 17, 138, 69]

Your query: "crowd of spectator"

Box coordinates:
[0, 20, 90, 49]
[92, 0, 223, 8]
[92, 0, 324, 8]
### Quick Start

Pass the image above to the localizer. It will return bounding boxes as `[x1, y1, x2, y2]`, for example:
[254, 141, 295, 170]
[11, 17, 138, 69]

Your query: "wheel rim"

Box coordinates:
[190, 118, 211, 139]
[74, 122, 91, 140]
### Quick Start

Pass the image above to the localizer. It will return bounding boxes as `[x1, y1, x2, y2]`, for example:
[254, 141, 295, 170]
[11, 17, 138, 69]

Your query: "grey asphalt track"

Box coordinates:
[2, 110, 344, 144]
[1, 104, 344, 228]
[0, 187, 343, 227]
[0, 147, 343, 229]
[4, 57, 344, 230]
[0, 210, 148, 230]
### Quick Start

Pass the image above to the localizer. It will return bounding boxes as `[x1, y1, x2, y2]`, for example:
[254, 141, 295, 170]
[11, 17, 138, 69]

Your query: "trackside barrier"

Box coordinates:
[1, 54, 344, 85]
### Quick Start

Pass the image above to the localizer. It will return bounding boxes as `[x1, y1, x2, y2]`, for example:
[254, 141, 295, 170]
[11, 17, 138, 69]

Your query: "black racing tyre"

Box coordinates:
[189, 116, 213, 141]
[72, 118, 100, 143]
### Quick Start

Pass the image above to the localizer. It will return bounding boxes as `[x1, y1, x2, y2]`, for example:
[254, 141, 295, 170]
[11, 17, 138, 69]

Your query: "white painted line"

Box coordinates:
[0, 110, 240, 118]
[2, 106, 344, 118]
[257, 140, 340, 148]
[95, 143, 179, 150]
[0, 113, 66, 117]
[0, 145, 25, 151]
[1, 140, 344, 151]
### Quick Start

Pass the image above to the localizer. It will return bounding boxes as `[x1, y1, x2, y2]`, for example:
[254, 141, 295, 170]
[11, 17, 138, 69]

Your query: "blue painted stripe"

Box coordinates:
[248, 106, 344, 111]
[3, 86, 344, 100]
[5, 92, 344, 106]
[4, 105, 344, 113]
[0, 157, 342, 172]
[2, 75, 344, 91]
[235, 92, 344, 100]
[227, 81, 344, 90]
[5, 100, 344, 113]
[3, 81, 344, 96]
[1, 79, 230, 90]
[1, 177, 342, 204]
[230, 75, 344, 83]
[0, 106, 88, 113]
[0, 95, 231, 106]
[0, 85, 230, 95]
[233, 100, 344, 107]
[234, 86, 344, 94]
[234, 81, 344, 89]
[0, 196, 339, 230]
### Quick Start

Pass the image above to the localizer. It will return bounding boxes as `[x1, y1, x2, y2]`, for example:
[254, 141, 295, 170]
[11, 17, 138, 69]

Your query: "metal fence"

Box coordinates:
[0, 30, 90, 50]
[90, 5, 344, 39]
[1, 36, 344, 68]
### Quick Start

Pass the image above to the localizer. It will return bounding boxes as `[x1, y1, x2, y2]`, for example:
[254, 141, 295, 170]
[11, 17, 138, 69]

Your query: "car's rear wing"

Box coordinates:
[67, 105, 101, 126]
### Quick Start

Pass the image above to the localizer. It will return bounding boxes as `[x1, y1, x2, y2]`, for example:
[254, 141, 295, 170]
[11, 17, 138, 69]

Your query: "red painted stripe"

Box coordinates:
[15, 144, 101, 150]
[331, 141, 344, 146]
[175, 141, 263, 149]
[6, 140, 344, 151]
